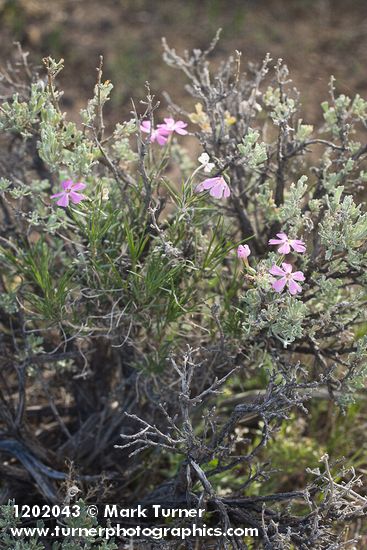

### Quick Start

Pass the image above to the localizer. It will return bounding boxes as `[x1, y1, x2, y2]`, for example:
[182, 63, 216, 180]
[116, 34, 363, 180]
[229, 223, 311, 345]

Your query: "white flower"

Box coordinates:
[198, 152, 215, 173]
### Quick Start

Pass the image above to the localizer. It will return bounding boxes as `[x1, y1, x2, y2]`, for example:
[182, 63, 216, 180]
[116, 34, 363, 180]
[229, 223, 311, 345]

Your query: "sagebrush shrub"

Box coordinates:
[0, 36, 366, 548]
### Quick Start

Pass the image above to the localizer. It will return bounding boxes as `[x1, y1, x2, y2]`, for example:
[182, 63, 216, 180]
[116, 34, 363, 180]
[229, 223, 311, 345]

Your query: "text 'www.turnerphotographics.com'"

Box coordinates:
[10, 504, 259, 541]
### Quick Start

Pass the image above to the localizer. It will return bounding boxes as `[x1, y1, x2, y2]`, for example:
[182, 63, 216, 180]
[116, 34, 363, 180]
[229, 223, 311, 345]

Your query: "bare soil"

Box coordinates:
[1, 0, 367, 124]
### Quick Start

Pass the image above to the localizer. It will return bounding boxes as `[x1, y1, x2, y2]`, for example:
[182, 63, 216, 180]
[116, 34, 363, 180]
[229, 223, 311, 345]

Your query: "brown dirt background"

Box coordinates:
[1, 0, 367, 124]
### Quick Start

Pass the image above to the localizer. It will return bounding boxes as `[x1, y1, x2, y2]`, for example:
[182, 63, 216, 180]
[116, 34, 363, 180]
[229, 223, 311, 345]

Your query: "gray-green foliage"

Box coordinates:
[237, 128, 267, 168]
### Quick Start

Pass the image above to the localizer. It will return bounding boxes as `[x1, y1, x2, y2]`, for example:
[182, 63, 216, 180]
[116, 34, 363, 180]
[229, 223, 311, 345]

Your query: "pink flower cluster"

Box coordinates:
[50, 176, 305, 299]
[268, 232, 306, 295]
[235, 232, 306, 295]
[140, 117, 188, 146]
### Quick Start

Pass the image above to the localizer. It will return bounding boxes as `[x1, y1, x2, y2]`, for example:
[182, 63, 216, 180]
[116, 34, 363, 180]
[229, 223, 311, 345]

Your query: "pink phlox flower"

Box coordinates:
[157, 117, 188, 135]
[140, 120, 169, 146]
[195, 176, 230, 199]
[269, 262, 305, 295]
[237, 244, 251, 259]
[268, 232, 306, 254]
[51, 179, 86, 208]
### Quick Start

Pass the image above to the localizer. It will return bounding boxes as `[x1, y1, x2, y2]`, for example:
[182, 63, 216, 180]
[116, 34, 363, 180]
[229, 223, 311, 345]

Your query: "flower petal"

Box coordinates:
[69, 191, 86, 204]
[71, 182, 86, 191]
[200, 177, 218, 190]
[269, 265, 286, 276]
[291, 240, 306, 253]
[269, 238, 283, 245]
[237, 244, 251, 259]
[198, 152, 209, 164]
[222, 182, 230, 198]
[278, 242, 291, 254]
[56, 193, 69, 207]
[175, 126, 188, 135]
[195, 182, 206, 193]
[156, 125, 172, 135]
[281, 263, 293, 273]
[140, 121, 151, 133]
[272, 277, 287, 293]
[288, 279, 302, 295]
[155, 132, 168, 146]
[292, 271, 305, 282]
[209, 181, 224, 198]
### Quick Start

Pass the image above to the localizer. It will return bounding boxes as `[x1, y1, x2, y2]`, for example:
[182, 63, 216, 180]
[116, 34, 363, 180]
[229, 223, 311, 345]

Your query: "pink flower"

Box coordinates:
[269, 263, 305, 295]
[237, 244, 251, 259]
[157, 117, 188, 135]
[195, 176, 231, 199]
[51, 179, 87, 208]
[140, 120, 169, 146]
[269, 232, 306, 254]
